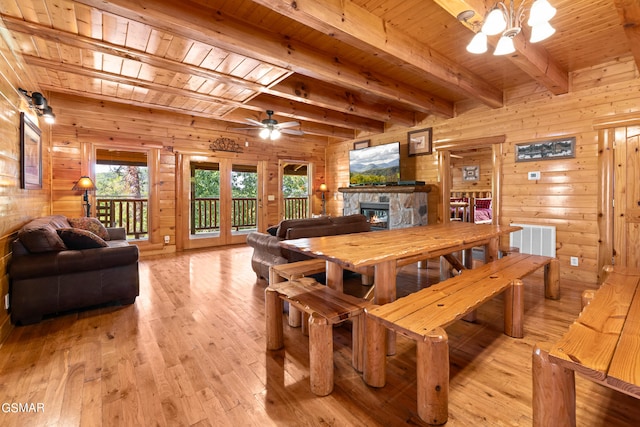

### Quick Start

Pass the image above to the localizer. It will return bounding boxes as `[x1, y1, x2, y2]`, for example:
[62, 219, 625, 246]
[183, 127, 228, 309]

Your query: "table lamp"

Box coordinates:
[72, 176, 97, 217]
[319, 183, 328, 215]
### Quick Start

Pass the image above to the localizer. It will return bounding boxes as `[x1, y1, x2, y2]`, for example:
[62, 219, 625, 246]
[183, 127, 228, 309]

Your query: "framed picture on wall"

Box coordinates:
[515, 136, 576, 162]
[408, 128, 432, 156]
[353, 140, 370, 150]
[462, 165, 479, 181]
[20, 112, 42, 189]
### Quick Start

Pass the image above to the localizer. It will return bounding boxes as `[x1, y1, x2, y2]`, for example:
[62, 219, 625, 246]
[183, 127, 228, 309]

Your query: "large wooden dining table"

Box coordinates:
[280, 222, 521, 353]
[281, 222, 520, 302]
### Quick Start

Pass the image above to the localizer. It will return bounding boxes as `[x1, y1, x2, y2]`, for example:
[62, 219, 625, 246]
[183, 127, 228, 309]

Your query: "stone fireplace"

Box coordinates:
[340, 185, 431, 229]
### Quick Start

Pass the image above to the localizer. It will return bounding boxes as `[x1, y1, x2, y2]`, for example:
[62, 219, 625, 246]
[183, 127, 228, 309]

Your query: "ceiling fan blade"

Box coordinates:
[244, 118, 265, 127]
[276, 121, 301, 129]
[281, 128, 305, 136]
[230, 127, 260, 131]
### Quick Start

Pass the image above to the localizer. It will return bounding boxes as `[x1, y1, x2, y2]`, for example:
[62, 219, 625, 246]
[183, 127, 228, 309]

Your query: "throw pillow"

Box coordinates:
[68, 217, 110, 240]
[266, 225, 278, 236]
[18, 223, 67, 253]
[57, 228, 108, 250]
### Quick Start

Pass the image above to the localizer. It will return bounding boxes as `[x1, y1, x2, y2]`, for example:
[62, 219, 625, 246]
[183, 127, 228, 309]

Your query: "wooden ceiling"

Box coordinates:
[1, 0, 638, 141]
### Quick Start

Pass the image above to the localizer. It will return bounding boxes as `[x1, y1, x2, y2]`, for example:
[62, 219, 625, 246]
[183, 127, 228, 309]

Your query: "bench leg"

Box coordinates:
[352, 315, 365, 372]
[309, 312, 333, 396]
[504, 279, 525, 338]
[532, 343, 576, 427]
[417, 328, 449, 426]
[265, 288, 284, 350]
[363, 311, 386, 387]
[301, 312, 310, 336]
[544, 259, 560, 300]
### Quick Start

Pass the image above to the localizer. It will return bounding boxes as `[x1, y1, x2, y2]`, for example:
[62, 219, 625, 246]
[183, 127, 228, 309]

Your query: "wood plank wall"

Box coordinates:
[326, 55, 640, 285]
[48, 93, 328, 251]
[0, 28, 50, 342]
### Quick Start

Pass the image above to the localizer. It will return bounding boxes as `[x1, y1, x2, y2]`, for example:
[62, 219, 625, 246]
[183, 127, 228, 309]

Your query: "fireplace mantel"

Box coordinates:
[339, 185, 432, 194]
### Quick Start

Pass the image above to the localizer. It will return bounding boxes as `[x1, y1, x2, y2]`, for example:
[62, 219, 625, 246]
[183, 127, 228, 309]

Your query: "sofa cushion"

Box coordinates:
[276, 217, 332, 239]
[330, 214, 368, 225]
[57, 228, 108, 249]
[68, 217, 111, 240]
[17, 216, 69, 253]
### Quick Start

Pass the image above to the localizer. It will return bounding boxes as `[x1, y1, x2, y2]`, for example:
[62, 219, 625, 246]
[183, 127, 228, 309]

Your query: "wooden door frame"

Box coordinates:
[595, 113, 640, 281]
[435, 136, 505, 225]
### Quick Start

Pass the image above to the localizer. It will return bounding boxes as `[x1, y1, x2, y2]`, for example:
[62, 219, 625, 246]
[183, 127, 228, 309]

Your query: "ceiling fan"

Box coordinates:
[232, 110, 304, 140]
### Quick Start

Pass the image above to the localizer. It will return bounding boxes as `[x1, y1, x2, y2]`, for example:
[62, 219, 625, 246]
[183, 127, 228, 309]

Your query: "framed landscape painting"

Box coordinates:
[20, 112, 42, 189]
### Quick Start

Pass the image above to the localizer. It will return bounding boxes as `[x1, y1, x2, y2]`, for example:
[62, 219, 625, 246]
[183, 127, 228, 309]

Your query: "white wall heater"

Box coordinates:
[509, 223, 556, 257]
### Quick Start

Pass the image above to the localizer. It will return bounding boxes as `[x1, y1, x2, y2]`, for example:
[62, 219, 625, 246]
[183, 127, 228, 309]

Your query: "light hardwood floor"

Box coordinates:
[0, 245, 638, 426]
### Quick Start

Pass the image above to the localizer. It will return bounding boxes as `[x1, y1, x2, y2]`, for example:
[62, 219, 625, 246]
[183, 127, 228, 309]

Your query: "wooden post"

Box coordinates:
[504, 279, 524, 338]
[486, 237, 499, 263]
[309, 312, 333, 396]
[269, 266, 302, 328]
[351, 314, 365, 372]
[326, 261, 344, 293]
[375, 260, 397, 355]
[363, 310, 386, 387]
[544, 258, 561, 300]
[265, 288, 284, 350]
[417, 328, 449, 425]
[532, 343, 576, 427]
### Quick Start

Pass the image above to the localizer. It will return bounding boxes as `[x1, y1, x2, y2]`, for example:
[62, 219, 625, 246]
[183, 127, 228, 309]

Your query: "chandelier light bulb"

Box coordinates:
[482, 8, 507, 36]
[494, 35, 516, 55]
[259, 128, 270, 139]
[466, 32, 488, 54]
[528, 0, 556, 27]
[270, 128, 281, 140]
[530, 21, 556, 43]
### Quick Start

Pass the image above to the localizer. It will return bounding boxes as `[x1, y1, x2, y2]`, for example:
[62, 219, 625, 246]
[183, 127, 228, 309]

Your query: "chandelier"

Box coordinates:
[259, 127, 281, 140]
[462, 0, 556, 56]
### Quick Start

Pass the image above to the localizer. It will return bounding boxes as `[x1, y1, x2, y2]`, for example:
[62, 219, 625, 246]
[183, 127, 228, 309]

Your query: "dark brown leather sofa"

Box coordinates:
[246, 214, 371, 282]
[9, 215, 140, 325]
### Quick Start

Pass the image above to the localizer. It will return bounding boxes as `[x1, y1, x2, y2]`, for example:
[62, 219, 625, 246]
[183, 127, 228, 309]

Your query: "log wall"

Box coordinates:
[326, 56, 640, 284]
[0, 28, 49, 342]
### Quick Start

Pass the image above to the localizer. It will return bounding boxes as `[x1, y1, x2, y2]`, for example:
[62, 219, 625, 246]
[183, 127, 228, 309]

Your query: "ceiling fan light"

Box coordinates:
[270, 129, 281, 140]
[466, 32, 488, 54]
[482, 8, 507, 36]
[527, 0, 556, 27]
[530, 21, 556, 43]
[259, 128, 270, 139]
[494, 35, 515, 55]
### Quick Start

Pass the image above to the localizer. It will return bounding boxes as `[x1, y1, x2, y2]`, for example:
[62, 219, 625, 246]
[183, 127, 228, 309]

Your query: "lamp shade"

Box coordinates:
[319, 183, 328, 192]
[482, 8, 507, 36]
[494, 35, 516, 55]
[72, 176, 97, 191]
[530, 21, 556, 43]
[466, 32, 488, 54]
[528, 0, 556, 27]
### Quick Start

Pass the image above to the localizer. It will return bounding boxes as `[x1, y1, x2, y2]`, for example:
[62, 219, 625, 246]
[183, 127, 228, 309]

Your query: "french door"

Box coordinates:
[180, 155, 262, 249]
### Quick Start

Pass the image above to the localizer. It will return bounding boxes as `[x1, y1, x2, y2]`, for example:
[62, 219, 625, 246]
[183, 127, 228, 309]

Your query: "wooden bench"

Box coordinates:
[265, 277, 371, 396]
[270, 260, 327, 329]
[364, 252, 559, 425]
[532, 265, 640, 427]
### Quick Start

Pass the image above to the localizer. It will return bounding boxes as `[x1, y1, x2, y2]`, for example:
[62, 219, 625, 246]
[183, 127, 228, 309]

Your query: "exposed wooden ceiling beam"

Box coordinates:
[72, 0, 454, 118]
[432, 0, 568, 95]
[252, 0, 503, 108]
[2, 15, 402, 128]
[614, 0, 640, 72]
[268, 76, 419, 127]
[24, 55, 378, 133]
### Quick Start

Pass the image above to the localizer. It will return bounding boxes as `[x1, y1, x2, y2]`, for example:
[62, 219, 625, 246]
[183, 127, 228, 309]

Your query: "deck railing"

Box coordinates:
[97, 196, 309, 238]
[284, 197, 308, 220]
[96, 198, 148, 239]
